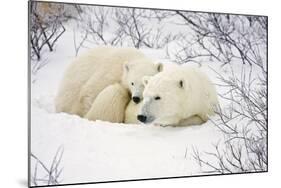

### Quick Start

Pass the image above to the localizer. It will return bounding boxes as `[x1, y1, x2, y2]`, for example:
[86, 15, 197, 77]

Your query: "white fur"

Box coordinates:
[125, 100, 141, 124]
[55, 46, 160, 122]
[139, 65, 219, 126]
[85, 83, 130, 123]
[125, 98, 206, 126]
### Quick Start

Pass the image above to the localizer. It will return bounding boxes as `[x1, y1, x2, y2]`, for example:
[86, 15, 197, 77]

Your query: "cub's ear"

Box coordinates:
[143, 76, 151, 86]
[178, 80, 184, 89]
[156, 62, 163, 72]
[123, 61, 129, 72]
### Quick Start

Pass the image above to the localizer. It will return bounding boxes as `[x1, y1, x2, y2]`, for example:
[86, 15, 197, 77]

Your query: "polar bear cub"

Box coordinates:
[136, 65, 219, 126]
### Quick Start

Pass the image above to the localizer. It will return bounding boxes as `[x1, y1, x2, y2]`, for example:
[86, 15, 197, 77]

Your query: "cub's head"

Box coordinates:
[137, 72, 188, 125]
[122, 59, 163, 104]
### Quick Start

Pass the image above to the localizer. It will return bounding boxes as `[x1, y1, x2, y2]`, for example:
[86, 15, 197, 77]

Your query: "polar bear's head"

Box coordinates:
[137, 71, 188, 125]
[122, 59, 163, 104]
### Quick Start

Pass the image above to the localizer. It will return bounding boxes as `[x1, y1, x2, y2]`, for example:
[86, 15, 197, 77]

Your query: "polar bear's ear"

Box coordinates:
[143, 76, 151, 86]
[156, 63, 163, 72]
[123, 61, 129, 72]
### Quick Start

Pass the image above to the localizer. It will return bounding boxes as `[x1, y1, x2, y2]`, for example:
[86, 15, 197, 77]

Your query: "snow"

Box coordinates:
[30, 15, 262, 186]
[31, 100, 221, 183]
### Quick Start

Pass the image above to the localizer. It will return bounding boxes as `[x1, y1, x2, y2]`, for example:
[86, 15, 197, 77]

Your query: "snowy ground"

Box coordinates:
[30, 22, 249, 185]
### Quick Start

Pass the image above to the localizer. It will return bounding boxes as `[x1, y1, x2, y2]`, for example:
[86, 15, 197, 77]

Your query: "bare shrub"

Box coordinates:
[114, 8, 178, 49]
[30, 2, 67, 60]
[75, 6, 179, 49]
[30, 146, 64, 186]
[170, 11, 267, 67]
[193, 63, 267, 173]
[73, 28, 88, 57]
[76, 6, 125, 46]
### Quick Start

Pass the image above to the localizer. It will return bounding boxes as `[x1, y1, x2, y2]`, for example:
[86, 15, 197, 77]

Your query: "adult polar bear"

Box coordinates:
[55, 46, 162, 122]
[134, 65, 219, 126]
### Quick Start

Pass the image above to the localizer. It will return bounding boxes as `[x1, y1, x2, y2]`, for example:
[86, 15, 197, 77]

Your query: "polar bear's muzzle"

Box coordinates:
[132, 96, 141, 104]
[137, 114, 155, 123]
[137, 97, 155, 123]
[137, 114, 147, 122]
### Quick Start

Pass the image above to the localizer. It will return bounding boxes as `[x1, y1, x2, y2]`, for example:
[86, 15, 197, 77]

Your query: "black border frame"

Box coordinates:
[28, 0, 268, 187]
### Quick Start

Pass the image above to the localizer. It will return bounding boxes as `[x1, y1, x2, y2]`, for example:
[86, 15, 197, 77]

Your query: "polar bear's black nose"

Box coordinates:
[137, 115, 147, 123]
[132, 96, 141, 104]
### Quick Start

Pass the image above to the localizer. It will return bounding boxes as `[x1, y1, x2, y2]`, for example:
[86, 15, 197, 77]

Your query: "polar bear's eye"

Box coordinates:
[155, 96, 161, 100]
[131, 82, 134, 86]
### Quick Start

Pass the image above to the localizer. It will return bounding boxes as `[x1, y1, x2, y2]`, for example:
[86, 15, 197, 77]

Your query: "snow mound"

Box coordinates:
[31, 94, 222, 184]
